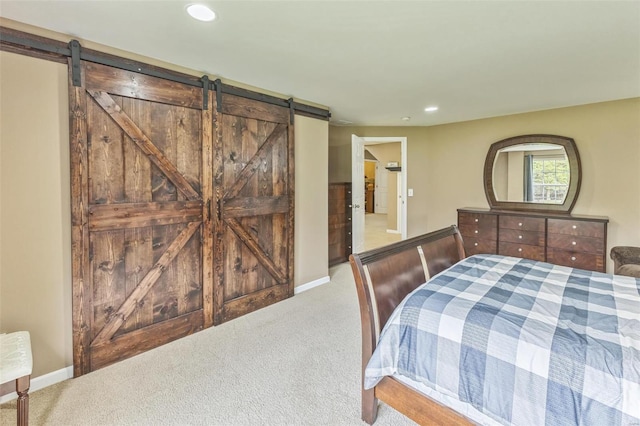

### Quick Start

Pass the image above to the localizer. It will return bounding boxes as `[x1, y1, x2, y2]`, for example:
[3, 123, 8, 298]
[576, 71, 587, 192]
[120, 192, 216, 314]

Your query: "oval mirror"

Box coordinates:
[484, 135, 581, 213]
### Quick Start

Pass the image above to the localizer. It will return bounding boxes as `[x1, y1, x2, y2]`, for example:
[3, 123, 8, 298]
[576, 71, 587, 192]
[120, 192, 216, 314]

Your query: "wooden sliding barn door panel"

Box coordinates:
[70, 60, 214, 375]
[213, 94, 294, 324]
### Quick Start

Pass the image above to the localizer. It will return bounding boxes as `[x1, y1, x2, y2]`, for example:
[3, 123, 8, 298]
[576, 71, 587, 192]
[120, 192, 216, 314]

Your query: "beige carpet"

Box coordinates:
[0, 263, 414, 426]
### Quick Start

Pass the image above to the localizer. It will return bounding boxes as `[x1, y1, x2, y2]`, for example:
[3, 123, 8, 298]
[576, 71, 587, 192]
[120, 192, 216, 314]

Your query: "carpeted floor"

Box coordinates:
[0, 263, 414, 425]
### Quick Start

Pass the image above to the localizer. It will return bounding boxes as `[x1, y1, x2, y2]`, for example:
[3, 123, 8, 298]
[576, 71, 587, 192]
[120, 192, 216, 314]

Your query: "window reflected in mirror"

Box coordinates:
[492, 143, 569, 204]
[483, 134, 581, 214]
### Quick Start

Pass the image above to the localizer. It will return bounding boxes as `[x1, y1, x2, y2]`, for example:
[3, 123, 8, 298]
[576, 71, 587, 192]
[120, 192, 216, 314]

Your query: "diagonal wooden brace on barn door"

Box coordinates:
[225, 218, 287, 285]
[222, 123, 287, 200]
[88, 91, 201, 201]
[214, 95, 294, 325]
[92, 221, 201, 344]
[220, 122, 288, 284]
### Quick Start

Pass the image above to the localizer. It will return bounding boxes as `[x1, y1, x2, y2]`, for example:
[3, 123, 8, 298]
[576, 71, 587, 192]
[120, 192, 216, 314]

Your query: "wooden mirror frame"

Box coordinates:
[483, 134, 582, 214]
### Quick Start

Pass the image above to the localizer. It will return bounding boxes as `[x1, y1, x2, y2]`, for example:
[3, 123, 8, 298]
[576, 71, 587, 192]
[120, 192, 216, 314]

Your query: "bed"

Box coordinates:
[349, 225, 640, 425]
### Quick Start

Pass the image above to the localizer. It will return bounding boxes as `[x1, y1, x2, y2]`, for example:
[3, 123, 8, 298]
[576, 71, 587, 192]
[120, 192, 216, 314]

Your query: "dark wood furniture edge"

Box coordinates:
[458, 207, 609, 223]
[349, 225, 471, 424]
[376, 377, 471, 425]
[16, 375, 30, 426]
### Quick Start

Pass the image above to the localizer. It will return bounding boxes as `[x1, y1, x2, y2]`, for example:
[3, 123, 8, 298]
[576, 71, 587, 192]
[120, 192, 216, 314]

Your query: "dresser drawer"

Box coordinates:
[547, 249, 605, 272]
[499, 242, 545, 261]
[458, 212, 497, 228]
[547, 219, 605, 238]
[499, 215, 545, 232]
[547, 234, 604, 255]
[499, 229, 546, 247]
[458, 224, 497, 240]
[463, 238, 497, 256]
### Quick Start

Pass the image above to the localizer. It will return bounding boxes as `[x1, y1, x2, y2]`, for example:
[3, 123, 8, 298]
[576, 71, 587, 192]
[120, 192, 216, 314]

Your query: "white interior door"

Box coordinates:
[374, 164, 388, 214]
[351, 134, 365, 253]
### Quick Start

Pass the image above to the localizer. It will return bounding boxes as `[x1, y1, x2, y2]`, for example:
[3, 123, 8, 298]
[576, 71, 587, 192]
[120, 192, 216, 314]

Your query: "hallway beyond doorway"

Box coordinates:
[364, 213, 401, 251]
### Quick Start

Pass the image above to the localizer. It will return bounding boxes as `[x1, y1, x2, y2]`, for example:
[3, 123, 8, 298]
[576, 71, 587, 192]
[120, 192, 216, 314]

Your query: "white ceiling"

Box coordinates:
[1, 1, 639, 126]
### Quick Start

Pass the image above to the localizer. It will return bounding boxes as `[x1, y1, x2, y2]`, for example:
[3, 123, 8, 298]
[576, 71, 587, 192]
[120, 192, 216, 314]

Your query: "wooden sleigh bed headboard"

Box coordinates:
[349, 225, 469, 424]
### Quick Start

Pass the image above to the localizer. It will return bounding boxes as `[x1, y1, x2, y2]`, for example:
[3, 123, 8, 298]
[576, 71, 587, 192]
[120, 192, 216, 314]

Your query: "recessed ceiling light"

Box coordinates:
[424, 106, 439, 112]
[187, 4, 216, 22]
[401, 116, 411, 121]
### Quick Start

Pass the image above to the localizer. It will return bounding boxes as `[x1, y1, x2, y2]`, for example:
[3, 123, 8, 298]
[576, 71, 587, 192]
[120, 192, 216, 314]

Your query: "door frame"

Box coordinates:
[351, 136, 407, 253]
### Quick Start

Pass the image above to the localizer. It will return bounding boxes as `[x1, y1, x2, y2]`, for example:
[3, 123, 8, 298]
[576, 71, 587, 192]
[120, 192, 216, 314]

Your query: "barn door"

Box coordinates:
[70, 61, 213, 375]
[213, 94, 294, 324]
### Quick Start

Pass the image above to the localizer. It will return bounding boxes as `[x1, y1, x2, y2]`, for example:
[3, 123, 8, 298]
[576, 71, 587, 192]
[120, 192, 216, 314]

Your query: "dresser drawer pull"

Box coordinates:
[518, 222, 523, 227]
[571, 256, 577, 261]
[518, 235, 522, 239]
[572, 241, 576, 245]
[348, 218, 351, 221]
[572, 225, 577, 229]
[474, 242, 478, 247]
[518, 248, 523, 252]
[474, 230, 478, 234]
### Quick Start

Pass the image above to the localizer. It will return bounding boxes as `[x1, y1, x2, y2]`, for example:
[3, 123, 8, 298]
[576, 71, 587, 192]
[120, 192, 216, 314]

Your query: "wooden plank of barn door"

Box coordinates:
[84, 62, 202, 109]
[86, 92, 128, 342]
[221, 115, 246, 302]
[175, 101, 203, 317]
[202, 93, 214, 328]
[240, 118, 259, 297]
[118, 96, 153, 334]
[271, 123, 288, 293]
[256, 120, 274, 292]
[287, 119, 295, 296]
[145, 102, 199, 326]
[69, 59, 92, 377]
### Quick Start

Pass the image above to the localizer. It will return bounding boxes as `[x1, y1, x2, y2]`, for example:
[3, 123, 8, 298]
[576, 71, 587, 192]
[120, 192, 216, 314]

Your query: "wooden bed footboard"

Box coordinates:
[349, 225, 470, 425]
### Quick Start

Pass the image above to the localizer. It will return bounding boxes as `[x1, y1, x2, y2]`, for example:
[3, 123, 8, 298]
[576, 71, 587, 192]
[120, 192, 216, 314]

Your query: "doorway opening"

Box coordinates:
[351, 135, 407, 253]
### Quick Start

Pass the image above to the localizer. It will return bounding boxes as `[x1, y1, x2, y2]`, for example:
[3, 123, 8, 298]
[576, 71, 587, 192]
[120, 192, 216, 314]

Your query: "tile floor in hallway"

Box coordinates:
[364, 213, 401, 251]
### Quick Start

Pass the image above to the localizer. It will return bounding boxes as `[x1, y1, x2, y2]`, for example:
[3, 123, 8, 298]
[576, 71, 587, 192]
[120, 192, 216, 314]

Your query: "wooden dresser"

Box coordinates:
[329, 183, 352, 266]
[458, 208, 609, 272]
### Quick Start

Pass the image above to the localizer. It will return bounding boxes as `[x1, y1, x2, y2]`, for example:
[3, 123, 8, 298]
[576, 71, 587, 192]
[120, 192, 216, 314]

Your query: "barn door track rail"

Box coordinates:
[0, 26, 331, 120]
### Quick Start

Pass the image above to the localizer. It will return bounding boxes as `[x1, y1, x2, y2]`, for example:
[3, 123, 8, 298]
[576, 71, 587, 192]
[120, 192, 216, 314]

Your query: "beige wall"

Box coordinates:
[0, 52, 72, 376]
[0, 52, 329, 377]
[294, 115, 329, 286]
[329, 98, 640, 273]
[507, 151, 525, 201]
[493, 151, 508, 201]
[329, 126, 433, 237]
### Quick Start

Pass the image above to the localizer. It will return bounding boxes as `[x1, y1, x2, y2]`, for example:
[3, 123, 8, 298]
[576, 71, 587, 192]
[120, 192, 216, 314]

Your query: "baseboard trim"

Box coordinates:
[0, 365, 73, 404]
[294, 275, 330, 294]
[386, 229, 401, 234]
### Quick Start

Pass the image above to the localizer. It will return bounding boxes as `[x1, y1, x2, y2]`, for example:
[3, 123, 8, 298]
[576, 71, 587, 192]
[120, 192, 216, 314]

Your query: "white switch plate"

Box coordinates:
[408, 188, 414, 196]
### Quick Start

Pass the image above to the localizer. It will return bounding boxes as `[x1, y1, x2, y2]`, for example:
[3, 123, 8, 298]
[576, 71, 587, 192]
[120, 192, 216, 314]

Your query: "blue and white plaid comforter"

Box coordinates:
[365, 254, 640, 425]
